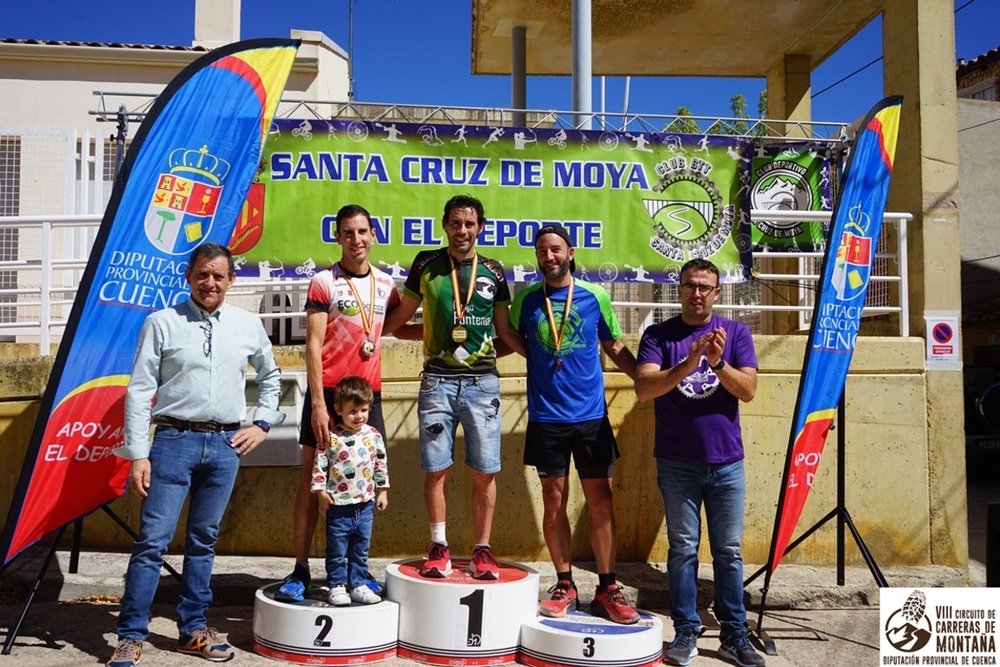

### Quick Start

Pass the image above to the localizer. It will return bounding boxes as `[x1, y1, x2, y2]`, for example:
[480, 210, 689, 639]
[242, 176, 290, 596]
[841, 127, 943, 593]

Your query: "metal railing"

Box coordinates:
[0, 209, 911, 351]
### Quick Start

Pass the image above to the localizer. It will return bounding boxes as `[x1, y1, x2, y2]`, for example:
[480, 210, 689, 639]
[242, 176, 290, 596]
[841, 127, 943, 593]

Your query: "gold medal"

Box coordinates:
[449, 253, 478, 345]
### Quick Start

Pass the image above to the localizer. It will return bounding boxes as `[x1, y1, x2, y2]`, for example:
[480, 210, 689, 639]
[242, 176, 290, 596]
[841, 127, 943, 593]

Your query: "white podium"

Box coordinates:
[519, 610, 663, 667]
[386, 558, 539, 666]
[251, 582, 399, 664]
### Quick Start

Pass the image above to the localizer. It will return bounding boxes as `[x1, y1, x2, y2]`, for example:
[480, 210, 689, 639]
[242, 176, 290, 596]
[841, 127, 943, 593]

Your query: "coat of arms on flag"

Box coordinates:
[145, 145, 230, 256]
[831, 202, 873, 300]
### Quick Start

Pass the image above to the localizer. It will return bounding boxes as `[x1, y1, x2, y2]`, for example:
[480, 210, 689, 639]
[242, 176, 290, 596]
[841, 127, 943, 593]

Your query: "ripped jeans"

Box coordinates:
[417, 373, 502, 473]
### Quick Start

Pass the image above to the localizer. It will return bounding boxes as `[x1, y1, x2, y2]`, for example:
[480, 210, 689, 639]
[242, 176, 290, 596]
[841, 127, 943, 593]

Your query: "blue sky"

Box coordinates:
[5, 0, 998, 125]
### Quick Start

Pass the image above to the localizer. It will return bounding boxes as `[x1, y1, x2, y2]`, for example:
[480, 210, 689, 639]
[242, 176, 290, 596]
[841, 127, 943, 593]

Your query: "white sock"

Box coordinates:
[430, 522, 447, 546]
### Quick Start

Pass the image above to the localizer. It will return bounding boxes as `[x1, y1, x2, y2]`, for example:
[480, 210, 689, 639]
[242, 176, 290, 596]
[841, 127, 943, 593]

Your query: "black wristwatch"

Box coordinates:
[711, 358, 726, 371]
[253, 420, 271, 433]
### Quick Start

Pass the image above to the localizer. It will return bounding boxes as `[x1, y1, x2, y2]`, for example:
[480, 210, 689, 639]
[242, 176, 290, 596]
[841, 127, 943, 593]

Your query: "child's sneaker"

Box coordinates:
[350, 585, 382, 604]
[538, 580, 578, 618]
[364, 572, 384, 596]
[420, 542, 452, 577]
[589, 583, 639, 625]
[327, 585, 351, 607]
[468, 545, 499, 580]
[275, 576, 306, 602]
[177, 627, 235, 662]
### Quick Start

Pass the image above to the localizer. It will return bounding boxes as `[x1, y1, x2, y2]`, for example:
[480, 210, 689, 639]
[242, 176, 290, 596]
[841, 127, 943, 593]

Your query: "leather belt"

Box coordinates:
[153, 416, 241, 433]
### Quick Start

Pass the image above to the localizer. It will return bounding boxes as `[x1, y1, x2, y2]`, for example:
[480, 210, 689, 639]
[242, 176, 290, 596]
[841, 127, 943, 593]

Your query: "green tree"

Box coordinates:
[664, 106, 702, 134]
[670, 90, 768, 136]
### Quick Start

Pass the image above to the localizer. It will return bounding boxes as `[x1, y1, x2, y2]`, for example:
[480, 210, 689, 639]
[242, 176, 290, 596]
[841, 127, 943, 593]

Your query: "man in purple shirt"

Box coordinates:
[635, 258, 765, 667]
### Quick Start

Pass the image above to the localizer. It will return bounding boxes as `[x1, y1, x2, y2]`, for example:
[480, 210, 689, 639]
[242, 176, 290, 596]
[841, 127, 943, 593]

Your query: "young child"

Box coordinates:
[312, 376, 389, 606]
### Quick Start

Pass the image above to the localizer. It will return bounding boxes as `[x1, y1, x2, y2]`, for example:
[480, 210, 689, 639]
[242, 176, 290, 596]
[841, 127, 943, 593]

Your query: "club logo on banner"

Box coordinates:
[880, 588, 998, 664]
[750, 144, 832, 251]
[146, 146, 230, 255]
[646, 153, 738, 266]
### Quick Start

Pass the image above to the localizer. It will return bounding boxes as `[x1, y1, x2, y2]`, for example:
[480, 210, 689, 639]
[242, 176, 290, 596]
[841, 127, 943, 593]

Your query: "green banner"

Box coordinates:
[237, 120, 754, 283]
[750, 143, 833, 251]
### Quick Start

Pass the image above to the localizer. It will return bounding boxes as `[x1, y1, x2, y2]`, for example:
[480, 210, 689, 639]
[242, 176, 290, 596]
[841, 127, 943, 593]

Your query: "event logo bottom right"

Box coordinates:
[881, 588, 998, 665]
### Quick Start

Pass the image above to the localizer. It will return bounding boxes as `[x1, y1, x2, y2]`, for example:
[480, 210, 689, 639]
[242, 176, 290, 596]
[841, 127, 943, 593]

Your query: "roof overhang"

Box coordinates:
[472, 0, 883, 78]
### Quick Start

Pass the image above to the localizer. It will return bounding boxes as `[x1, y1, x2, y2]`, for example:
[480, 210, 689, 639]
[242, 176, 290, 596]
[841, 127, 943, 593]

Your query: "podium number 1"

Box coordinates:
[460, 589, 484, 646]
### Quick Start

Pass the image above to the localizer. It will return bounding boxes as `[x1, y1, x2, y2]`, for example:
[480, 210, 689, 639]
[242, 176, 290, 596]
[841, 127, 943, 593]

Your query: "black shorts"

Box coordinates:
[524, 416, 619, 479]
[299, 387, 387, 448]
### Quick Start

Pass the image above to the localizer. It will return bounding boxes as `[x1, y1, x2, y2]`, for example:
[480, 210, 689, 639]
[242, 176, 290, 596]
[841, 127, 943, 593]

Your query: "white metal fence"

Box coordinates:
[0, 209, 911, 352]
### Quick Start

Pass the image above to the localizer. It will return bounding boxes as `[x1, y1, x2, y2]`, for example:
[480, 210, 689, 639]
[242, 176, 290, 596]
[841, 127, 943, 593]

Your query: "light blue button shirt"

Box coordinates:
[116, 298, 285, 460]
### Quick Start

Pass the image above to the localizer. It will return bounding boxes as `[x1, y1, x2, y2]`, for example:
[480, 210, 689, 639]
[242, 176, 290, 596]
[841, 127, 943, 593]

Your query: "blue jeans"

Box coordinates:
[417, 373, 502, 473]
[325, 500, 375, 589]
[116, 428, 240, 640]
[656, 458, 748, 640]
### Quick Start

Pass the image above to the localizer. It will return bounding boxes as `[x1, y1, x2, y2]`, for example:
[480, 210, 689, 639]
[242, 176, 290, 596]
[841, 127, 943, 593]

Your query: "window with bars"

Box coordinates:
[0, 136, 20, 325]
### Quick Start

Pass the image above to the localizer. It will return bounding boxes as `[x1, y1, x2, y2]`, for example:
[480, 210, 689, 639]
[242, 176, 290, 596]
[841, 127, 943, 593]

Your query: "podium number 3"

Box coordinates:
[459, 589, 484, 646]
[583, 637, 595, 657]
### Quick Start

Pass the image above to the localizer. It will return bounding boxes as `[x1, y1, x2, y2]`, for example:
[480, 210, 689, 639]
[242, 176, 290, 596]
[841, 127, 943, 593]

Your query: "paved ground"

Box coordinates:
[0, 548, 972, 667]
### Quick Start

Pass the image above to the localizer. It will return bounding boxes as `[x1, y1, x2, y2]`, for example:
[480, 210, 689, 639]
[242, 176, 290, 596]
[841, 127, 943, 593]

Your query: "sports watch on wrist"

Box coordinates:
[253, 420, 271, 433]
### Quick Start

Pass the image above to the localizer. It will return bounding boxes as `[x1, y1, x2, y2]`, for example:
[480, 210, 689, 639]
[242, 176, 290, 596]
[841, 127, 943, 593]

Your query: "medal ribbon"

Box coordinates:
[543, 279, 574, 363]
[449, 253, 478, 326]
[342, 264, 376, 342]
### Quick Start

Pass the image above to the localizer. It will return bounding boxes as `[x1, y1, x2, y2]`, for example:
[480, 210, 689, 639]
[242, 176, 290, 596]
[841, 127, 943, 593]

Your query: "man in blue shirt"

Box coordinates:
[509, 224, 638, 624]
[107, 242, 284, 667]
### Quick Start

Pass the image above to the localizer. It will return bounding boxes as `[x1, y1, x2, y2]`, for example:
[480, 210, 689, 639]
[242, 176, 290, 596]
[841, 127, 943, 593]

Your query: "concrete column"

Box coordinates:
[512, 26, 527, 128]
[764, 55, 813, 334]
[883, 0, 968, 568]
[571, 0, 592, 130]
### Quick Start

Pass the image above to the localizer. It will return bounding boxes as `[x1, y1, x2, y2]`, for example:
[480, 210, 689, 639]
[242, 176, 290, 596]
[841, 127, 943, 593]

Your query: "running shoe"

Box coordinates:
[589, 583, 639, 625]
[468, 545, 500, 580]
[420, 542, 452, 577]
[538, 579, 578, 618]
[177, 627, 235, 662]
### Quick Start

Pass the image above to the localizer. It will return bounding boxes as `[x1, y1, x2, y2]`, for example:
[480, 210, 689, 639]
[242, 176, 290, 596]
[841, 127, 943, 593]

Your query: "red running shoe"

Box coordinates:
[467, 545, 500, 580]
[420, 542, 452, 577]
[538, 579, 578, 618]
[590, 583, 639, 625]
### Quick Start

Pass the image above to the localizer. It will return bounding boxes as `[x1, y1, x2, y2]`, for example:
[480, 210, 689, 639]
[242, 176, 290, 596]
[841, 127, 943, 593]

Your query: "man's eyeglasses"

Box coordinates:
[200, 322, 213, 357]
[680, 283, 719, 295]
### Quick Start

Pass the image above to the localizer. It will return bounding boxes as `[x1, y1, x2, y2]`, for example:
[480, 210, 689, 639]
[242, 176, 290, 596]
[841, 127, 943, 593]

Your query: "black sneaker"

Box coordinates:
[664, 628, 700, 666]
[718, 633, 766, 667]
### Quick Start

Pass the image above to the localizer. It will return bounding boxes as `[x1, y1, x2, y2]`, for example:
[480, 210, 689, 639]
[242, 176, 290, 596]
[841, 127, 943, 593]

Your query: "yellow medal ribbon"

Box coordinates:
[342, 264, 376, 353]
[543, 278, 574, 371]
[449, 253, 478, 332]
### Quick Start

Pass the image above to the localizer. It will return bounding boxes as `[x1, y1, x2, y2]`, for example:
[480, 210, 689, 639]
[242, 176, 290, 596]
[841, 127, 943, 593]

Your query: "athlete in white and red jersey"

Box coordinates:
[276, 204, 400, 603]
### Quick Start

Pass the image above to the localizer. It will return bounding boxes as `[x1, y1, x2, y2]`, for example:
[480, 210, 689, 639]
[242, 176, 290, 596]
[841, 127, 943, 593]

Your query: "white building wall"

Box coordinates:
[957, 98, 1000, 306]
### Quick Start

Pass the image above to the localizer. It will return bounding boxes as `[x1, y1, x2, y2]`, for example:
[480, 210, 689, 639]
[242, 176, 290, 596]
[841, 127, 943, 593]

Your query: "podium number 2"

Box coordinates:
[459, 589, 484, 647]
[314, 615, 333, 647]
[582, 637, 595, 657]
